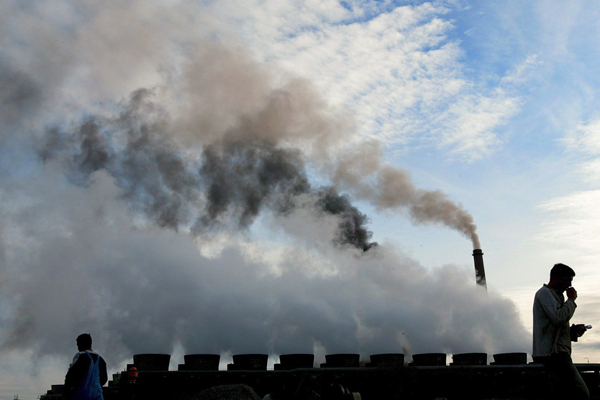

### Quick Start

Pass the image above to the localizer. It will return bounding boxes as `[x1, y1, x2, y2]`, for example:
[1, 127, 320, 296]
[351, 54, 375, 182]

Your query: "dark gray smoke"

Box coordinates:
[0, 58, 45, 147]
[196, 139, 310, 228]
[317, 187, 376, 251]
[40, 89, 376, 251]
[196, 140, 376, 250]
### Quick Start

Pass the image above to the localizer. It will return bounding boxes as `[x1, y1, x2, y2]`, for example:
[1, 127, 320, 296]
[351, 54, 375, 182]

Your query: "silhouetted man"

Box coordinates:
[65, 333, 108, 400]
[533, 263, 589, 400]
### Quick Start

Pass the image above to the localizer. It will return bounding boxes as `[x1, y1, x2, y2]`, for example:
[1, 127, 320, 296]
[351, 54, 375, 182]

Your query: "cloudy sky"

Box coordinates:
[2, 0, 600, 398]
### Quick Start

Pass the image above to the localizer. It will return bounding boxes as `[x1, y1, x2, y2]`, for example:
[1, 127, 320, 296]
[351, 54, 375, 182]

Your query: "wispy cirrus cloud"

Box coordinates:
[200, 1, 526, 161]
[565, 119, 600, 155]
[538, 189, 600, 254]
[565, 120, 600, 184]
[536, 119, 600, 266]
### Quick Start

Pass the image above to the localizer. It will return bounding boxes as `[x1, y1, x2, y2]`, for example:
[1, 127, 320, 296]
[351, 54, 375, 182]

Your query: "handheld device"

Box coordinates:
[585, 325, 593, 329]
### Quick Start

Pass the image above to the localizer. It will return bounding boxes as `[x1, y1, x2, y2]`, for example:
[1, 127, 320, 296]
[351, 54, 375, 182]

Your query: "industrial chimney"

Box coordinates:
[472, 249, 487, 289]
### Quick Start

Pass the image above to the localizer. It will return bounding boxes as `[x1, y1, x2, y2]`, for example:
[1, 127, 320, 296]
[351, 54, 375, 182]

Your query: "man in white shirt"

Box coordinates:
[533, 263, 589, 400]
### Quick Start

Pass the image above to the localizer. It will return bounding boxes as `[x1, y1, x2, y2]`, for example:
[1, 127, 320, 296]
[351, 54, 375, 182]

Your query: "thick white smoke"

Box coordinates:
[0, 168, 525, 364]
[0, 0, 526, 380]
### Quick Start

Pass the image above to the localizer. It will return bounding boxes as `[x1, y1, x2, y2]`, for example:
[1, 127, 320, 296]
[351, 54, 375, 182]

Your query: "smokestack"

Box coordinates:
[472, 249, 487, 289]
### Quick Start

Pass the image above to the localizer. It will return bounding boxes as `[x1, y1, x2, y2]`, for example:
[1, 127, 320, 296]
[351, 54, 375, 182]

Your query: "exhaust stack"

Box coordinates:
[472, 249, 487, 289]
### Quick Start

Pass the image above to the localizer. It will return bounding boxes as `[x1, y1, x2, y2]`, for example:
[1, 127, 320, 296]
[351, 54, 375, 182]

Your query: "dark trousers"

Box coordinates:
[542, 353, 590, 400]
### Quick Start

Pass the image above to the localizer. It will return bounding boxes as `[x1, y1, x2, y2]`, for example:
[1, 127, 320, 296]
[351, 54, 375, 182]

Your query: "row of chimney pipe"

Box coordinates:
[130, 351, 528, 372]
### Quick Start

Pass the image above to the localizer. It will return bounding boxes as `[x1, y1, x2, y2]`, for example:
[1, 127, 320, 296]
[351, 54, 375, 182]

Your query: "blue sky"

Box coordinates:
[1, 0, 600, 398]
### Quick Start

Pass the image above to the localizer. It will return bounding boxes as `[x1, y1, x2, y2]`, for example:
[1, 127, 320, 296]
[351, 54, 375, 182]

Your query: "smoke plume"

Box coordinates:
[40, 83, 480, 251]
[39, 88, 376, 251]
[0, 1, 524, 388]
[332, 145, 481, 249]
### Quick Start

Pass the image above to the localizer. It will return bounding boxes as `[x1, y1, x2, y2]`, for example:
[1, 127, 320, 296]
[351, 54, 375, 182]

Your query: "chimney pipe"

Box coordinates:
[472, 249, 487, 288]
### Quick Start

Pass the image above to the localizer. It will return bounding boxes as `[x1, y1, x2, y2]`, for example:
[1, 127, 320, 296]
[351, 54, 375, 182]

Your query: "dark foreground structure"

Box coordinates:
[40, 352, 600, 400]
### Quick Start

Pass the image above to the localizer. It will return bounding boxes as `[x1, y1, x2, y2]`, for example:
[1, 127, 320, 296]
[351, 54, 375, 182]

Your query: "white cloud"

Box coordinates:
[579, 159, 600, 184]
[198, 1, 525, 160]
[534, 0, 587, 59]
[0, 0, 526, 160]
[536, 119, 600, 268]
[538, 190, 600, 255]
[565, 119, 600, 156]
[435, 89, 520, 160]
[565, 120, 600, 185]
